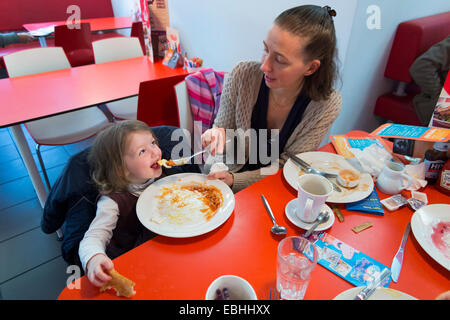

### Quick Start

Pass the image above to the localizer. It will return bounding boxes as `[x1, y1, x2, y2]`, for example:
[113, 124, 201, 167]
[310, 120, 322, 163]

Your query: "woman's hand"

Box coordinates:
[207, 171, 234, 187]
[86, 253, 114, 287]
[201, 127, 226, 155]
[17, 32, 34, 43]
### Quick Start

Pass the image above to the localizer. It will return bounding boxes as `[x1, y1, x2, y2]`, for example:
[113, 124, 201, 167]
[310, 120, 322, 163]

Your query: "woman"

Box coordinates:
[202, 5, 342, 192]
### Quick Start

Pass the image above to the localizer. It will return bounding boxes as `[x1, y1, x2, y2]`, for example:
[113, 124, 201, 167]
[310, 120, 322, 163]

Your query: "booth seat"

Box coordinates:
[374, 11, 450, 125]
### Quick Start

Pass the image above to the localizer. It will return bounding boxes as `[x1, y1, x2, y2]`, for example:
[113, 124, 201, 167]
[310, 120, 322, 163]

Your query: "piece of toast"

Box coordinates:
[100, 269, 136, 298]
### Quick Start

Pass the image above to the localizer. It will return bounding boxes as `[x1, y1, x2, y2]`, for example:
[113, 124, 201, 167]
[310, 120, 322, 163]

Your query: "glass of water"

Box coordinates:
[276, 236, 319, 300]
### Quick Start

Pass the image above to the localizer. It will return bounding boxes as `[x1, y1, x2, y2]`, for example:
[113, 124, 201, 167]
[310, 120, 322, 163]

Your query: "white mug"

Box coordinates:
[297, 174, 333, 223]
[376, 161, 413, 195]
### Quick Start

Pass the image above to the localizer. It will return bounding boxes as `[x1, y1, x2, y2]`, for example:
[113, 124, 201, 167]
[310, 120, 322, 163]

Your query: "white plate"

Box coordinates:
[283, 151, 374, 203]
[285, 199, 335, 231]
[411, 204, 450, 270]
[136, 173, 235, 238]
[333, 287, 417, 300]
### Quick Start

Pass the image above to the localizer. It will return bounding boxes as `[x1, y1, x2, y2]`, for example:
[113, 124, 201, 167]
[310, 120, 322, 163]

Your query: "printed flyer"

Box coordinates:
[305, 232, 391, 288]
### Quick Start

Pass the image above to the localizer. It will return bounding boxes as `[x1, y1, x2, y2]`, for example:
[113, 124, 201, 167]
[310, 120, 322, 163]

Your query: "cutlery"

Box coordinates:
[353, 268, 391, 300]
[390, 222, 411, 282]
[261, 195, 288, 235]
[286, 151, 337, 178]
[269, 288, 280, 300]
[303, 211, 329, 238]
[159, 139, 231, 168]
[286, 152, 342, 192]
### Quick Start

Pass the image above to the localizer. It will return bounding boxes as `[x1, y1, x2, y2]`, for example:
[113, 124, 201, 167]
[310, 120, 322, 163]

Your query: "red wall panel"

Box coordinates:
[0, 0, 114, 31]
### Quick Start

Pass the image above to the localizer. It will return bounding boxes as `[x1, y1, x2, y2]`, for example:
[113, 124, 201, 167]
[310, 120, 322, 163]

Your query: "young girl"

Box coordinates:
[79, 120, 163, 287]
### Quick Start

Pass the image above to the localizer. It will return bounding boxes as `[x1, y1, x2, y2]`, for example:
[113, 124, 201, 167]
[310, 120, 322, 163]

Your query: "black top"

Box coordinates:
[239, 78, 311, 172]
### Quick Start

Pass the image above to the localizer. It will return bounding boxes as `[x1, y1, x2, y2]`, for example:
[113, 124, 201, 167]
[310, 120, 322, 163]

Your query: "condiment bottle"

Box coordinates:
[436, 149, 450, 196]
[424, 142, 449, 184]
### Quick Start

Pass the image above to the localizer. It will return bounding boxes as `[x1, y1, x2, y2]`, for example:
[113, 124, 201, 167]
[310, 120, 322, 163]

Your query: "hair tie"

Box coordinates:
[323, 5, 337, 17]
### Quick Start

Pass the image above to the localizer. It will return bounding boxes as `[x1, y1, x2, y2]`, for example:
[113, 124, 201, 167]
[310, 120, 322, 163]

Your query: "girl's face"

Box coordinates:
[260, 24, 320, 91]
[123, 130, 162, 184]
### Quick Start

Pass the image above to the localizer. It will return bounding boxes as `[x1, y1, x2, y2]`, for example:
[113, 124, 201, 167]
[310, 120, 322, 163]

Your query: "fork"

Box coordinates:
[160, 139, 232, 168]
[269, 288, 280, 300]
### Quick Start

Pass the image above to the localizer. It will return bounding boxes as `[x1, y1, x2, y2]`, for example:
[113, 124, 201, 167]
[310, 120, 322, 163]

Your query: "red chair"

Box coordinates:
[130, 21, 146, 55]
[374, 12, 450, 125]
[137, 74, 189, 127]
[54, 22, 94, 67]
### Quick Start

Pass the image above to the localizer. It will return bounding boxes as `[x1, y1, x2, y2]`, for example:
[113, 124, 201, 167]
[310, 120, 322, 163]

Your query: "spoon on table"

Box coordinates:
[303, 211, 329, 238]
[261, 195, 288, 235]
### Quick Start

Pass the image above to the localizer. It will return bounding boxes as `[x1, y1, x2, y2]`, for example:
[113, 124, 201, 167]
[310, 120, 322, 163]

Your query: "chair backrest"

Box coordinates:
[4, 47, 71, 77]
[92, 37, 143, 63]
[54, 22, 92, 51]
[130, 21, 146, 55]
[54, 22, 94, 67]
[137, 74, 188, 127]
[174, 80, 194, 137]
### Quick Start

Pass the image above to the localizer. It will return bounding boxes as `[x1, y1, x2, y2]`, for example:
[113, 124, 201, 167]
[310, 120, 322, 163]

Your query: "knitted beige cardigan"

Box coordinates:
[214, 61, 342, 193]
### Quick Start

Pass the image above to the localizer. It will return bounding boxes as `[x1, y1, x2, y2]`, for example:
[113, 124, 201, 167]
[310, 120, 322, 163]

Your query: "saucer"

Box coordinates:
[285, 199, 335, 231]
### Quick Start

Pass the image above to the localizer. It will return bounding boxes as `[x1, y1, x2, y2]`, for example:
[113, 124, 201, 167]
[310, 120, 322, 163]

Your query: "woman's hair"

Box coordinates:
[274, 5, 338, 101]
[88, 120, 157, 195]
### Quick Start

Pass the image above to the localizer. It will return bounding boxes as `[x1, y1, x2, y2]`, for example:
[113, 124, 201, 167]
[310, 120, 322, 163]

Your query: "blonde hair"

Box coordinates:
[88, 120, 157, 195]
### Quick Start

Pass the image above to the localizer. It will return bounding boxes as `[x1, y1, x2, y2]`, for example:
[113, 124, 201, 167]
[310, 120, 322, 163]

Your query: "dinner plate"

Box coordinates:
[285, 199, 335, 231]
[283, 151, 374, 203]
[411, 204, 450, 270]
[333, 287, 417, 300]
[136, 173, 235, 238]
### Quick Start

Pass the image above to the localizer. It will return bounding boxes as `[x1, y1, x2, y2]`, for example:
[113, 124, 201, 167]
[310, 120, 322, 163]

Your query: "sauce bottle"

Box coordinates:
[436, 149, 450, 195]
[424, 142, 449, 184]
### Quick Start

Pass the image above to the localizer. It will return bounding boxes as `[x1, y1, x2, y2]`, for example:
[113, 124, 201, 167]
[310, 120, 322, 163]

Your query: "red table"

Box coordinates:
[58, 131, 450, 300]
[23, 16, 132, 47]
[0, 56, 187, 207]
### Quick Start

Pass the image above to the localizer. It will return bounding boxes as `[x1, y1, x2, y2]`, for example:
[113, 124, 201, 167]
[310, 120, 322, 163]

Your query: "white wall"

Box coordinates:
[167, 0, 450, 145]
[331, 0, 450, 143]
[168, 0, 357, 72]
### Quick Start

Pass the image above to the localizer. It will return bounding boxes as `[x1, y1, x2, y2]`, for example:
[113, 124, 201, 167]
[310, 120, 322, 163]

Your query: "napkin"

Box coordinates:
[405, 162, 428, 191]
[350, 144, 392, 177]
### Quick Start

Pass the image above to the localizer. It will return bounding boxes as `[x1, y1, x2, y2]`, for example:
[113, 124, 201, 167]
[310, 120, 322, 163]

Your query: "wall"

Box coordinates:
[331, 0, 450, 142]
[167, 0, 450, 144]
[168, 0, 357, 72]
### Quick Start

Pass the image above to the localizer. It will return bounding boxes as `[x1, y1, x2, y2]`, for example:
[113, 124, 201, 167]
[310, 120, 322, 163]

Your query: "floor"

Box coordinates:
[0, 125, 94, 300]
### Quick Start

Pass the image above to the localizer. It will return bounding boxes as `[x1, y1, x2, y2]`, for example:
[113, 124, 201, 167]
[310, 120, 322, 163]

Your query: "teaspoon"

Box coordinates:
[261, 195, 288, 235]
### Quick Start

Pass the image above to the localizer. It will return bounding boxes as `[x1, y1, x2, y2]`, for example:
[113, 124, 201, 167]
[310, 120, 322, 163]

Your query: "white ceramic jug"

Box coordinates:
[376, 161, 413, 195]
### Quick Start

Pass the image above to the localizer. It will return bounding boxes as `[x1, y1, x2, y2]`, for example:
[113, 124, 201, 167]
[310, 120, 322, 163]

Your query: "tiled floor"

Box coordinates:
[0, 125, 94, 300]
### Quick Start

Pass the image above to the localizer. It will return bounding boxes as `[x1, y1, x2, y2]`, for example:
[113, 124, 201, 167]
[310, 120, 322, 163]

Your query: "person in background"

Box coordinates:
[409, 36, 450, 125]
[201, 5, 342, 192]
[0, 32, 34, 47]
[78, 120, 164, 287]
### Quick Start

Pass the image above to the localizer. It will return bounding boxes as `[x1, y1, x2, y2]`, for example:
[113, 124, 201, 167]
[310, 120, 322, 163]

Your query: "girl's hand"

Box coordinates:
[207, 171, 234, 187]
[201, 128, 226, 155]
[86, 253, 114, 287]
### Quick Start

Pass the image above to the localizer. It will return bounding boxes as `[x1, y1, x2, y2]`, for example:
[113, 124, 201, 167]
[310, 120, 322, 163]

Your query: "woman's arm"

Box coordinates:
[231, 90, 342, 192]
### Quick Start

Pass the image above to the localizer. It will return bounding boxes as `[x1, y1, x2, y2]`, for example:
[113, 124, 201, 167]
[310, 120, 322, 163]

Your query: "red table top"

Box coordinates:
[58, 131, 450, 300]
[0, 57, 187, 128]
[23, 16, 132, 33]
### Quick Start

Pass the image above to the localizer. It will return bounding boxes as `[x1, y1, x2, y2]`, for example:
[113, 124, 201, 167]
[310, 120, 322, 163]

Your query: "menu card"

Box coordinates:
[345, 189, 385, 215]
[306, 232, 391, 288]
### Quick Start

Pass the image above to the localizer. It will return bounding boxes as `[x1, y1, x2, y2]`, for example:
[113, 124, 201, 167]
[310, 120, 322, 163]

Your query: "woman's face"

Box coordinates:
[123, 130, 162, 184]
[260, 24, 320, 90]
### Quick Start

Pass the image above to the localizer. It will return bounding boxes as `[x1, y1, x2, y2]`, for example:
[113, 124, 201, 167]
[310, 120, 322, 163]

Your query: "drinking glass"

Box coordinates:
[276, 236, 318, 300]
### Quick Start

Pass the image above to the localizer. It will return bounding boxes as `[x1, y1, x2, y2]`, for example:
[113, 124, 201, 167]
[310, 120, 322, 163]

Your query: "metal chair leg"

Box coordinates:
[35, 144, 51, 191]
[56, 228, 63, 241]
